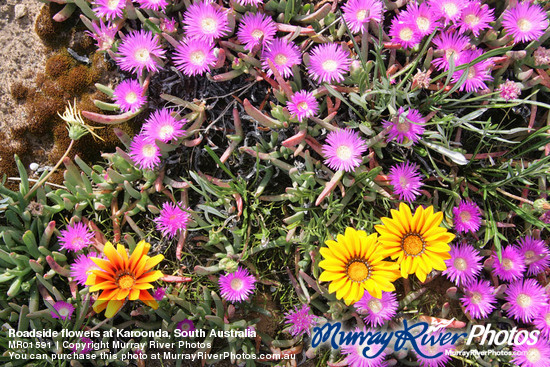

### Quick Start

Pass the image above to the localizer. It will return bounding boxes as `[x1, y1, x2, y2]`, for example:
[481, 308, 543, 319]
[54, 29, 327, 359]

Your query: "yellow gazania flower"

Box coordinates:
[375, 203, 455, 282]
[319, 227, 401, 305]
[85, 240, 164, 318]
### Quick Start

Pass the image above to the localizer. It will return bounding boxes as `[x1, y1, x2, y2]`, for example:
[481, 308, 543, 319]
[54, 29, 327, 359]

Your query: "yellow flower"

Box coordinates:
[375, 203, 455, 282]
[319, 227, 401, 305]
[85, 240, 164, 318]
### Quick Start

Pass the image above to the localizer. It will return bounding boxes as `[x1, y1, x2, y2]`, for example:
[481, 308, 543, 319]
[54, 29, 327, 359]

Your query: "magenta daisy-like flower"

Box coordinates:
[143, 109, 186, 143]
[457, 2, 495, 37]
[388, 161, 423, 202]
[117, 30, 165, 75]
[51, 301, 75, 321]
[261, 38, 302, 79]
[415, 335, 455, 367]
[70, 253, 102, 286]
[284, 304, 318, 337]
[354, 291, 398, 327]
[534, 306, 550, 338]
[177, 319, 196, 334]
[389, 18, 422, 49]
[443, 243, 483, 286]
[59, 222, 94, 252]
[341, 0, 384, 34]
[173, 38, 217, 77]
[113, 79, 147, 113]
[492, 246, 526, 282]
[153, 287, 166, 301]
[513, 336, 550, 367]
[235, 0, 263, 6]
[92, 0, 125, 20]
[502, 2, 549, 44]
[401, 2, 439, 37]
[452, 49, 494, 93]
[505, 278, 548, 323]
[498, 80, 522, 101]
[286, 90, 319, 122]
[154, 202, 191, 238]
[308, 43, 351, 84]
[129, 134, 161, 170]
[218, 267, 256, 302]
[516, 236, 550, 276]
[432, 31, 470, 71]
[322, 129, 367, 172]
[183, 1, 230, 43]
[136, 0, 169, 11]
[72, 337, 93, 354]
[341, 327, 387, 367]
[383, 107, 426, 144]
[87, 21, 118, 51]
[453, 200, 482, 233]
[237, 12, 277, 52]
[427, 0, 467, 24]
[160, 18, 178, 33]
[460, 279, 497, 319]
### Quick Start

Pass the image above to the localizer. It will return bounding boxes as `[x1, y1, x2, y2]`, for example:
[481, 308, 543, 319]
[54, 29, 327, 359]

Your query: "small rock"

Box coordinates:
[14, 4, 27, 19]
[29, 163, 39, 171]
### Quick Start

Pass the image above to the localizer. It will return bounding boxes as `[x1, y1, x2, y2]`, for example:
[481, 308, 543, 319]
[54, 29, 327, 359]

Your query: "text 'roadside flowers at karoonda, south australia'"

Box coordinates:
[85, 240, 164, 318]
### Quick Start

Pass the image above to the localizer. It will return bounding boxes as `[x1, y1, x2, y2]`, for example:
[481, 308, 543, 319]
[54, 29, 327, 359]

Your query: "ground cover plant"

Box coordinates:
[1, 0, 550, 366]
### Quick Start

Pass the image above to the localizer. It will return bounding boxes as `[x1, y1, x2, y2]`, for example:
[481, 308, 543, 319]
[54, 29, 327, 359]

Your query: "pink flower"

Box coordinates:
[427, 0, 468, 24]
[237, 12, 277, 52]
[401, 2, 439, 37]
[286, 90, 319, 122]
[153, 288, 166, 301]
[154, 202, 191, 238]
[129, 134, 161, 170]
[218, 267, 256, 302]
[92, 0, 125, 20]
[383, 107, 425, 144]
[355, 291, 398, 327]
[51, 301, 75, 321]
[143, 109, 186, 143]
[177, 319, 196, 333]
[87, 21, 118, 51]
[59, 222, 94, 252]
[183, 1, 230, 43]
[322, 129, 367, 172]
[113, 79, 147, 113]
[457, 2, 495, 37]
[261, 38, 302, 79]
[388, 161, 423, 202]
[443, 243, 483, 286]
[341, 327, 388, 367]
[516, 236, 550, 276]
[308, 43, 351, 84]
[492, 246, 526, 282]
[135, 0, 169, 11]
[452, 49, 494, 93]
[432, 31, 470, 71]
[498, 80, 521, 101]
[534, 47, 550, 66]
[341, 0, 384, 34]
[70, 253, 102, 286]
[160, 18, 178, 33]
[116, 30, 165, 75]
[234, 0, 263, 6]
[513, 336, 550, 367]
[533, 306, 550, 338]
[460, 280, 497, 319]
[453, 200, 482, 233]
[502, 2, 549, 44]
[284, 304, 318, 337]
[72, 337, 93, 354]
[389, 17, 422, 49]
[505, 278, 548, 323]
[173, 38, 217, 77]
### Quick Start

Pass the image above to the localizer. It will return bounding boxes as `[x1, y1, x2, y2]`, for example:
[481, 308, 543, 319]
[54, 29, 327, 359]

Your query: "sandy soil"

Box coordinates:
[0, 0, 46, 129]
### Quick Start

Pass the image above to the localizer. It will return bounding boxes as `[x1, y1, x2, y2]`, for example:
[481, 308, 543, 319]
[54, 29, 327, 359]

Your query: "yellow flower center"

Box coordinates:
[443, 3, 458, 17]
[465, 14, 480, 26]
[230, 278, 244, 291]
[545, 312, 550, 325]
[459, 211, 471, 222]
[134, 48, 150, 63]
[274, 54, 288, 65]
[142, 144, 157, 158]
[527, 348, 542, 363]
[367, 299, 382, 313]
[252, 29, 264, 40]
[467, 68, 476, 79]
[356, 9, 367, 21]
[159, 125, 174, 140]
[517, 293, 532, 308]
[125, 92, 138, 104]
[525, 250, 535, 260]
[117, 274, 136, 290]
[502, 258, 513, 270]
[517, 18, 532, 32]
[402, 233, 425, 256]
[190, 50, 206, 65]
[297, 101, 309, 111]
[470, 291, 482, 304]
[108, 0, 120, 10]
[346, 260, 371, 283]
[322, 59, 338, 72]
[59, 307, 70, 317]
[201, 17, 217, 33]
[416, 17, 430, 32]
[336, 145, 352, 161]
[400, 27, 413, 41]
[454, 257, 467, 271]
